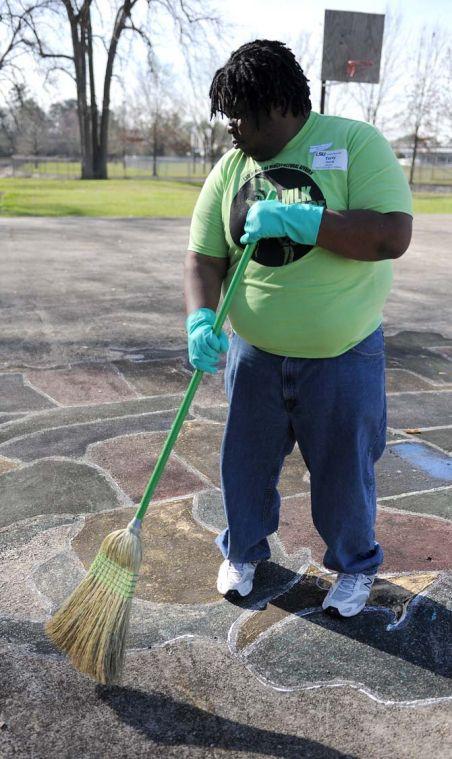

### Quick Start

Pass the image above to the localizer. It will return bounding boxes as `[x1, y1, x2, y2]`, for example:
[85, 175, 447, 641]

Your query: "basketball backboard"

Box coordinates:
[321, 10, 385, 84]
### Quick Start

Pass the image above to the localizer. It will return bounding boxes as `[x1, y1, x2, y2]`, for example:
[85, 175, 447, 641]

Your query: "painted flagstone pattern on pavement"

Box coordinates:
[0, 217, 451, 757]
[376, 443, 452, 495]
[86, 433, 209, 502]
[388, 391, 452, 430]
[0, 460, 124, 529]
[0, 336, 451, 709]
[378, 488, 452, 520]
[416, 428, 452, 454]
[113, 358, 193, 397]
[385, 331, 452, 385]
[277, 493, 452, 572]
[72, 501, 223, 605]
[0, 393, 187, 445]
[390, 441, 451, 480]
[0, 408, 189, 461]
[0, 373, 56, 412]
[385, 368, 435, 393]
[26, 363, 139, 405]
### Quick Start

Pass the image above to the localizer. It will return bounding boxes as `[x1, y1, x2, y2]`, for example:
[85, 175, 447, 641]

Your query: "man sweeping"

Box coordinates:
[184, 39, 412, 617]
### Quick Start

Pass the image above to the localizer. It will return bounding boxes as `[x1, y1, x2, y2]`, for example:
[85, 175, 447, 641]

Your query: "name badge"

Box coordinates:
[312, 149, 348, 171]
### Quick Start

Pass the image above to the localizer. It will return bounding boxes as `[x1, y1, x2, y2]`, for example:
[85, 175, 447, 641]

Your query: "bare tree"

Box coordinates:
[293, 28, 321, 83]
[185, 87, 230, 171]
[0, 80, 24, 153]
[404, 27, 447, 185]
[49, 98, 80, 156]
[192, 118, 227, 170]
[131, 58, 174, 176]
[18, 97, 50, 161]
[18, 0, 220, 179]
[351, 8, 405, 128]
[439, 38, 452, 142]
[0, 0, 30, 82]
[0, 82, 51, 158]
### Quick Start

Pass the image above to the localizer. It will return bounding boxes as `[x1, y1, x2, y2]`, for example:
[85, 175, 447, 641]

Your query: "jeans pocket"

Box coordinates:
[224, 332, 237, 399]
[350, 326, 384, 358]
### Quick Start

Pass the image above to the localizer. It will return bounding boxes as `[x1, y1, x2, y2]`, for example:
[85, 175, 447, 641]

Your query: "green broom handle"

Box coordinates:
[133, 189, 277, 523]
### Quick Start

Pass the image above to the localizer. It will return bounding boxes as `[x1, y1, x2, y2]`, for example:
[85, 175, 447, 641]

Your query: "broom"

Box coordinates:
[45, 189, 277, 684]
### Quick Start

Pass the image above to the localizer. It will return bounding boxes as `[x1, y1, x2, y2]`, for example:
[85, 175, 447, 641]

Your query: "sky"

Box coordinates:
[154, 0, 452, 137]
[221, 0, 451, 36]
[153, 0, 452, 70]
[4, 0, 452, 140]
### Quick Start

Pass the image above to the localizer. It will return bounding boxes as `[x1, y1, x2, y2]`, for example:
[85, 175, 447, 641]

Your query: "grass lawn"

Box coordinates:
[0, 177, 451, 216]
[412, 194, 452, 214]
[0, 178, 201, 217]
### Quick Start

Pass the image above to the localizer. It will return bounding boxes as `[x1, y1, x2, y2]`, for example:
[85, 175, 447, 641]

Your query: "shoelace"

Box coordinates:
[337, 573, 359, 592]
[337, 572, 374, 591]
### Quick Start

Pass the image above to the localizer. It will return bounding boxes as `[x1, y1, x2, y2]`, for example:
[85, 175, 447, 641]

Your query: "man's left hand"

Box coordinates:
[240, 199, 324, 247]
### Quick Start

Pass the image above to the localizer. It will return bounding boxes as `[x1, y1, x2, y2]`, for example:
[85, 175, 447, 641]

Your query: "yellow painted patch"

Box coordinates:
[0, 457, 19, 475]
[385, 572, 438, 595]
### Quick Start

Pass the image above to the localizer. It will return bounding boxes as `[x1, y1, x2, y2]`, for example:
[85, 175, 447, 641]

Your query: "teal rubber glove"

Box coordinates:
[240, 199, 324, 246]
[186, 307, 229, 374]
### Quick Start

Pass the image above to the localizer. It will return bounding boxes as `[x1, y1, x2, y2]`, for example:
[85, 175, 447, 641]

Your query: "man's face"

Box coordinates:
[227, 107, 286, 161]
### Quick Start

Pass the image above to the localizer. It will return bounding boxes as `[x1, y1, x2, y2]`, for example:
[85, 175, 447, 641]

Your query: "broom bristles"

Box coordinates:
[45, 520, 142, 685]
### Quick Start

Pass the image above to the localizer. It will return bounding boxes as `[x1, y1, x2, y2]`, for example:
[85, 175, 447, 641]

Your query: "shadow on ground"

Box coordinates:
[98, 685, 356, 758]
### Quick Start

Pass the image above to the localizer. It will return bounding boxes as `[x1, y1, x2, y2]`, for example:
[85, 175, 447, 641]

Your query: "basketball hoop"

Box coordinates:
[346, 60, 374, 79]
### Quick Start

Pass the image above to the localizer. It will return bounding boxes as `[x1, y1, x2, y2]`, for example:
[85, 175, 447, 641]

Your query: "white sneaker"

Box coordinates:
[216, 559, 259, 597]
[322, 572, 376, 617]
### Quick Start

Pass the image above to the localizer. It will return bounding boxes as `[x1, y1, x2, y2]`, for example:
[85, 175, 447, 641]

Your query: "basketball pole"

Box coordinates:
[320, 80, 327, 114]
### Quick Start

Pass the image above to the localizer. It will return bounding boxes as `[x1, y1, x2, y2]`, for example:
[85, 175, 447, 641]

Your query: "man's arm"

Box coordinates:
[184, 250, 229, 315]
[240, 202, 413, 263]
[316, 209, 412, 262]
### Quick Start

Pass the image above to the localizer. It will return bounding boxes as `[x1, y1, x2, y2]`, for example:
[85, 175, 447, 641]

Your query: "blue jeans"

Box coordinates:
[216, 326, 386, 574]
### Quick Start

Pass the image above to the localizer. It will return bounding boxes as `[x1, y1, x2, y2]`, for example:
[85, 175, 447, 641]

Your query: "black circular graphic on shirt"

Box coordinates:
[230, 167, 326, 267]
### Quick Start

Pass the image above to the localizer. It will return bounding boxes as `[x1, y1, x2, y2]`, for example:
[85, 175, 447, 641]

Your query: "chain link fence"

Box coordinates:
[8, 155, 210, 181]
[4, 151, 452, 189]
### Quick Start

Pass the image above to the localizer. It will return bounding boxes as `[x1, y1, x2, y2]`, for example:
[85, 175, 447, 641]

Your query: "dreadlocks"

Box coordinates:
[209, 39, 312, 122]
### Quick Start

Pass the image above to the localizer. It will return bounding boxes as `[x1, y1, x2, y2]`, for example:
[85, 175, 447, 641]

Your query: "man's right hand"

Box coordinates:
[186, 307, 229, 374]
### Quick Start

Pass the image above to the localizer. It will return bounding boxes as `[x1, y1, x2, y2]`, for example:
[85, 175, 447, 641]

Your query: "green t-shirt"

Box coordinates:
[188, 111, 412, 358]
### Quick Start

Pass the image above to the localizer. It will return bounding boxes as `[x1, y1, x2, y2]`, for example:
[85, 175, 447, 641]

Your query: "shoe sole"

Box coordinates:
[323, 604, 366, 618]
[217, 579, 253, 597]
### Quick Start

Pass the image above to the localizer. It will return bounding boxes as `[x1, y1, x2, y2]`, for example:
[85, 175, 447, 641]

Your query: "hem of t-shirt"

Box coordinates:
[239, 319, 383, 359]
[187, 244, 228, 259]
[366, 206, 413, 216]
